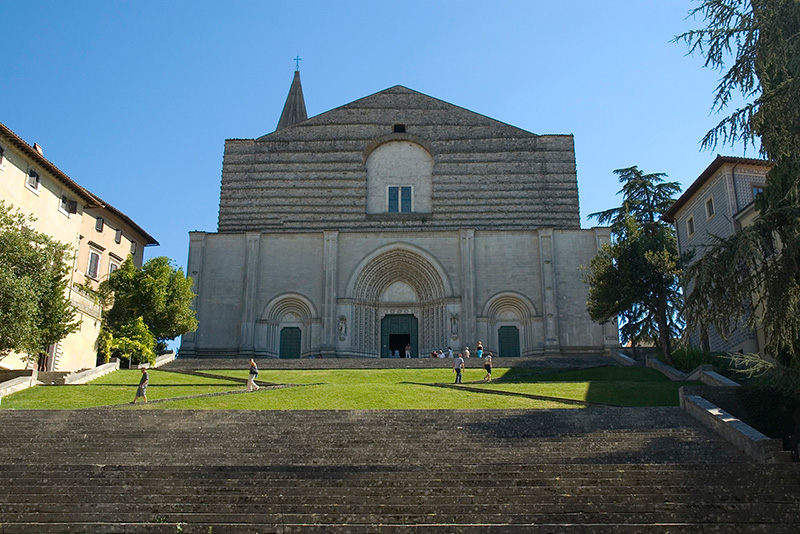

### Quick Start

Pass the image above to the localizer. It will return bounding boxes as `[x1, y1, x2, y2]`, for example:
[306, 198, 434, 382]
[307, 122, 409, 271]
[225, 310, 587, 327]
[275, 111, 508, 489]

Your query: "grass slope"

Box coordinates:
[1, 366, 698, 410]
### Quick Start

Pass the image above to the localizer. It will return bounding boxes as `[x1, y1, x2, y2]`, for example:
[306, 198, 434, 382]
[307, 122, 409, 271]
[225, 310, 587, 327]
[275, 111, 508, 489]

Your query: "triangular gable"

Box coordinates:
[257, 85, 541, 141]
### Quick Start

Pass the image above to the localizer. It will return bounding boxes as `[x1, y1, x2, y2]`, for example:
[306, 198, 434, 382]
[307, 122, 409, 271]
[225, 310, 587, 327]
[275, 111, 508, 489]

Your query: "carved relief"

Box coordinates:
[350, 247, 449, 356]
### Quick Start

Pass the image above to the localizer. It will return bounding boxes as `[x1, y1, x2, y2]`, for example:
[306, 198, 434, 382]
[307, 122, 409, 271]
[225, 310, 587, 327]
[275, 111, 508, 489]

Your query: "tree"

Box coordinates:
[0, 200, 79, 358]
[100, 256, 197, 358]
[586, 167, 683, 365]
[677, 0, 800, 394]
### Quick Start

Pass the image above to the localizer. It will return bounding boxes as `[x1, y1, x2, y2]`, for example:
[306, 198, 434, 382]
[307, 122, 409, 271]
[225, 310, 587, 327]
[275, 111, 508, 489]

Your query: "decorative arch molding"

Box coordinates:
[346, 242, 453, 301]
[260, 292, 318, 323]
[362, 133, 435, 163]
[482, 291, 539, 320]
[255, 293, 318, 358]
[345, 243, 453, 357]
[478, 291, 542, 358]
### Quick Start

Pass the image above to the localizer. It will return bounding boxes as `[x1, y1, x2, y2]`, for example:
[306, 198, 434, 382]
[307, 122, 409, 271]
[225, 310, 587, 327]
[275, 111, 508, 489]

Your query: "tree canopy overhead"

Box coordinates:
[677, 0, 800, 158]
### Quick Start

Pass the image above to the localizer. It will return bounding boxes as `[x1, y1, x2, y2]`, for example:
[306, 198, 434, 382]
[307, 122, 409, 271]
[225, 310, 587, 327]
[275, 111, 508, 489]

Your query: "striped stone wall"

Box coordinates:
[218, 86, 579, 233]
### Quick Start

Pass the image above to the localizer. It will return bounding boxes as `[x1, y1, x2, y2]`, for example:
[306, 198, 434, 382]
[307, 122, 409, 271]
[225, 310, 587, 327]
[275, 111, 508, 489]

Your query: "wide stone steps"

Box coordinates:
[1, 409, 798, 532]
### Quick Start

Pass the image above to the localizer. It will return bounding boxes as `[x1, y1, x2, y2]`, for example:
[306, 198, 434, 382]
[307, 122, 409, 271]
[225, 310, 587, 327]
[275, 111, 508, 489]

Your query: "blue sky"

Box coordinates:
[2, 1, 751, 269]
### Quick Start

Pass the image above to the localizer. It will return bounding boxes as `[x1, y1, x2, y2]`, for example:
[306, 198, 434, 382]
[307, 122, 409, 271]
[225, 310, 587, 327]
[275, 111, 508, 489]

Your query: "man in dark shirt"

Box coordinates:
[132, 367, 149, 404]
[453, 353, 464, 384]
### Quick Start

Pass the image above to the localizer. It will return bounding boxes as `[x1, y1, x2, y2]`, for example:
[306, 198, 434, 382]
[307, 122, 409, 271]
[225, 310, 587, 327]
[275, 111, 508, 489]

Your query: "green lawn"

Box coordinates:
[0, 366, 699, 410]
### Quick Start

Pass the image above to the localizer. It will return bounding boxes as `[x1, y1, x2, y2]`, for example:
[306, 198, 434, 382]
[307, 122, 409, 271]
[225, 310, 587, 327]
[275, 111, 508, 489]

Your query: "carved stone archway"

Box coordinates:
[347, 245, 452, 357]
[255, 293, 318, 358]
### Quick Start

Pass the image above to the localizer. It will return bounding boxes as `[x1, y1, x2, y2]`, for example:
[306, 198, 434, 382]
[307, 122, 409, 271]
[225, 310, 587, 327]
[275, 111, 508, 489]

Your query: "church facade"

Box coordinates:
[179, 73, 618, 359]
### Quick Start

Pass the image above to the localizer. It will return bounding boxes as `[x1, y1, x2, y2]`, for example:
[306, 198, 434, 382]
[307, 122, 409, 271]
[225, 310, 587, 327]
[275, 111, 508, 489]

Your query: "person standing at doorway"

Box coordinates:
[248, 359, 260, 392]
[453, 353, 464, 384]
[132, 367, 149, 404]
[404, 343, 412, 358]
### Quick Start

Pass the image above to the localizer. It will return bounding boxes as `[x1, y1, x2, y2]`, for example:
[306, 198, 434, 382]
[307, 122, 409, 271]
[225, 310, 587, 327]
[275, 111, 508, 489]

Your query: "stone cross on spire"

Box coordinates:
[294, 55, 302, 71]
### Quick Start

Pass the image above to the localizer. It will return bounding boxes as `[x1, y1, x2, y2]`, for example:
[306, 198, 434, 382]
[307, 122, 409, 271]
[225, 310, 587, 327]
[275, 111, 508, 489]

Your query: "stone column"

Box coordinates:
[459, 229, 476, 348]
[538, 228, 560, 355]
[239, 232, 261, 358]
[320, 231, 339, 356]
[180, 232, 206, 356]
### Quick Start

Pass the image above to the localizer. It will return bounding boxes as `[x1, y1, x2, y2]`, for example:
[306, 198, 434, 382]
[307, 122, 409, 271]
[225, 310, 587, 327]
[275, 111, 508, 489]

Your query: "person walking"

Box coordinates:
[483, 352, 493, 382]
[132, 367, 149, 404]
[453, 352, 464, 384]
[463, 346, 471, 359]
[247, 359, 260, 392]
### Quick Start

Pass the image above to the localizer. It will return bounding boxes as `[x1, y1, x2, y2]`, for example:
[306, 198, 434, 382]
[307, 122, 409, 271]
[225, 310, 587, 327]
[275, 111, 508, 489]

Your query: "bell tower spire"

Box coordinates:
[276, 67, 308, 131]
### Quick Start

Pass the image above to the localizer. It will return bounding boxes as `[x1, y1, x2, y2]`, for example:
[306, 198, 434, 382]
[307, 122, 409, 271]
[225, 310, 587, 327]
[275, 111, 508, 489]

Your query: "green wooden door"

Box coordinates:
[380, 314, 418, 358]
[498, 326, 520, 357]
[279, 327, 302, 359]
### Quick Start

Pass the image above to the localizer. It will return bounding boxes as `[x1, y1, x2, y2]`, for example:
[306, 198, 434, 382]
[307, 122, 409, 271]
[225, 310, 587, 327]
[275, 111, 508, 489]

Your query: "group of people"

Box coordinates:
[453, 341, 493, 384]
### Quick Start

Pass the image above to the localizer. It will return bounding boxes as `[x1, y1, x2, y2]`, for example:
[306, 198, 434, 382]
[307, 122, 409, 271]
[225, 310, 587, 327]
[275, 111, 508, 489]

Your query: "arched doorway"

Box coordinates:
[380, 314, 418, 358]
[347, 244, 452, 357]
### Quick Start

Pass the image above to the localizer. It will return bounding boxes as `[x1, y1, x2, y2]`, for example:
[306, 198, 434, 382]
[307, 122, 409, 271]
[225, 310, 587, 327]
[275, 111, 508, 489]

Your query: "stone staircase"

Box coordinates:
[1, 408, 798, 532]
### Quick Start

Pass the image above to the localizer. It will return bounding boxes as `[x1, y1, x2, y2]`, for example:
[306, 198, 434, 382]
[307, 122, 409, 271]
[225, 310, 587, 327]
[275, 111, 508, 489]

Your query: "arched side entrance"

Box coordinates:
[256, 293, 318, 358]
[480, 292, 541, 357]
[347, 245, 451, 357]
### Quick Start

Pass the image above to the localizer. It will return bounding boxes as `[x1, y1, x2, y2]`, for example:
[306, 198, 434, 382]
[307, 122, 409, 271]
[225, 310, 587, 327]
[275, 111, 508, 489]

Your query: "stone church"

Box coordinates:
[179, 71, 618, 359]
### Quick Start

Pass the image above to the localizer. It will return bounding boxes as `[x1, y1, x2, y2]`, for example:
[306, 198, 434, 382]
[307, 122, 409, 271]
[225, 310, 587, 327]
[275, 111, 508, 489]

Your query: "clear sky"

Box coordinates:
[2, 1, 752, 269]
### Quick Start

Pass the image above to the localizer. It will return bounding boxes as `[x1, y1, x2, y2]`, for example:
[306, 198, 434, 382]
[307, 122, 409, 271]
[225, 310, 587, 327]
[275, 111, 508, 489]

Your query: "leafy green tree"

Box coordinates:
[0, 201, 79, 359]
[587, 167, 683, 365]
[100, 256, 197, 354]
[677, 0, 800, 395]
[108, 316, 156, 366]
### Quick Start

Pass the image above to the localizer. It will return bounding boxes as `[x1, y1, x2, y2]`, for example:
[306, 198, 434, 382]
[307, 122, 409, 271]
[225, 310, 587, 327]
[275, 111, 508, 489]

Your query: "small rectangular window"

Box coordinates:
[95, 217, 104, 232]
[130, 241, 137, 255]
[388, 185, 412, 213]
[0, 146, 4, 165]
[60, 195, 77, 215]
[705, 197, 715, 219]
[687, 216, 695, 236]
[87, 251, 100, 279]
[752, 185, 765, 198]
[109, 262, 119, 275]
[27, 170, 40, 190]
[393, 124, 406, 133]
[114, 229, 122, 244]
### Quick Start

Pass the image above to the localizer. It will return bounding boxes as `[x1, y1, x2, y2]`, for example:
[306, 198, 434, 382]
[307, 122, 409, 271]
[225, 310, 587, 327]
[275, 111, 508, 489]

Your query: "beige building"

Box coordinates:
[0, 121, 157, 371]
[663, 156, 771, 355]
[181, 73, 618, 359]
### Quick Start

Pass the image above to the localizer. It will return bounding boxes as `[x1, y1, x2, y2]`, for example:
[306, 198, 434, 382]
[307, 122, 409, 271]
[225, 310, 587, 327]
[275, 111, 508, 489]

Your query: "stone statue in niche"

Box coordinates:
[338, 315, 347, 341]
[450, 313, 459, 339]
